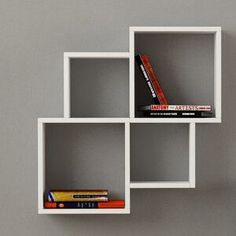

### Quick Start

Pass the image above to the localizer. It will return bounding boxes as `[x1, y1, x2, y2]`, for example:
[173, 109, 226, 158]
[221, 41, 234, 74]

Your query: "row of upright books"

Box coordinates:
[136, 54, 213, 118]
[44, 189, 125, 209]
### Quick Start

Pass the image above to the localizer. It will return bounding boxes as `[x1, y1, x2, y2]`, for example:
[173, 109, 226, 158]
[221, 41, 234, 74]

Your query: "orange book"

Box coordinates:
[45, 200, 125, 209]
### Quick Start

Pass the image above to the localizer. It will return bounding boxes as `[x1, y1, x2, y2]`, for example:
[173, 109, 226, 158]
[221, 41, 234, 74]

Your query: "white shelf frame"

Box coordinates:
[130, 122, 195, 189]
[38, 26, 222, 214]
[129, 26, 222, 123]
[38, 118, 130, 214]
[64, 52, 130, 118]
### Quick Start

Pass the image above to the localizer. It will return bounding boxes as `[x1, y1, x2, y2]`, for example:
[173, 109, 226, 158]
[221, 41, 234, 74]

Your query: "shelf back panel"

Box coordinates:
[135, 33, 214, 117]
[70, 59, 129, 118]
[131, 123, 189, 181]
[45, 123, 125, 199]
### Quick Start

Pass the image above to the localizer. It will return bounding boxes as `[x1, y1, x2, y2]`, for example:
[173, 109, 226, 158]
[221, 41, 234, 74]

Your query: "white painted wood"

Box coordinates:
[129, 118, 221, 123]
[39, 117, 221, 124]
[38, 118, 130, 214]
[130, 123, 196, 189]
[39, 26, 223, 214]
[125, 122, 130, 211]
[130, 181, 192, 189]
[130, 26, 222, 123]
[129, 30, 135, 118]
[189, 123, 196, 188]
[64, 52, 129, 58]
[64, 53, 70, 118]
[214, 28, 222, 122]
[130, 26, 221, 33]
[39, 208, 130, 214]
[38, 120, 45, 212]
[63, 52, 130, 118]
[38, 117, 129, 123]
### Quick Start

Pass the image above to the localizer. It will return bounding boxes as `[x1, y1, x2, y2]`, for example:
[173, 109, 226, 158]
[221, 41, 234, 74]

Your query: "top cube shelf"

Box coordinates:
[130, 26, 221, 123]
[64, 27, 221, 123]
[64, 52, 130, 118]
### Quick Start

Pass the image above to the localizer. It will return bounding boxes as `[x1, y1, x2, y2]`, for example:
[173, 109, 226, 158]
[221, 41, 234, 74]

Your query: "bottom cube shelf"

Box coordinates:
[38, 119, 195, 214]
[38, 118, 130, 214]
[130, 123, 195, 188]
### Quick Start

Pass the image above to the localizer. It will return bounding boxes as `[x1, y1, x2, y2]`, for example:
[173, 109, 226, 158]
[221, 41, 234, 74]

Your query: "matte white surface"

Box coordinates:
[39, 26, 222, 214]
[130, 26, 221, 33]
[130, 26, 222, 123]
[39, 208, 130, 214]
[130, 118, 221, 123]
[64, 52, 130, 118]
[130, 181, 192, 189]
[38, 118, 130, 214]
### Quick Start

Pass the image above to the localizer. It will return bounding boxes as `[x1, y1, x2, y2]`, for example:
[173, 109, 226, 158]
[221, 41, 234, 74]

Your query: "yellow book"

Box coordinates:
[47, 190, 108, 202]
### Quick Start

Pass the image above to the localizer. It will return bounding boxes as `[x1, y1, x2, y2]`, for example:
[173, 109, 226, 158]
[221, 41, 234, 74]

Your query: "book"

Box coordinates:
[47, 190, 108, 202]
[139, 104, 212, 111]
[136, 54, 168, 105]
[48, 195, 108, 202]
[135, 55, 159, 104]
[142, 110, 213, 118]
[44, 200, 125, 209]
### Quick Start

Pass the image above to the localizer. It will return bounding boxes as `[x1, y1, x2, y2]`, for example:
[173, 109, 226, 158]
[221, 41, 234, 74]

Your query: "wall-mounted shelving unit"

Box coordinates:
[38, 118, 130, 214]
[130, 26, 222, 123]
[38, 26, 222, 214]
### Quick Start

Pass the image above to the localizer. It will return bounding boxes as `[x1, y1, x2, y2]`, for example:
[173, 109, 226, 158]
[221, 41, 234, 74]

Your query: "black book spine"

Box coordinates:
[49, 202, 99, 208]
[73, 195, 107, 198]
[142, 111, 213, 118]
[135, 55, 160, 104]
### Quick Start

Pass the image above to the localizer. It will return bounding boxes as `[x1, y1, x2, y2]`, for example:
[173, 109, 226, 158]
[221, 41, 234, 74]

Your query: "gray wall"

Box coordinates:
[0, 0, 235, 235]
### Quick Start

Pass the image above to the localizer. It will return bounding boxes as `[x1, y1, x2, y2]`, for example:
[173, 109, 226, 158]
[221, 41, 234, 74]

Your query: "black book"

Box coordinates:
[142, 110, 213, 118]
[45, 202, 99, 209]
[135, 55, 160, 104]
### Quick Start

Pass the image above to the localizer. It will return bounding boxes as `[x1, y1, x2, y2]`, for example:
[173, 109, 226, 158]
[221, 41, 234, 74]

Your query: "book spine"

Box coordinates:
[45, 202, 99, 208]
[139, 105, 212, 111]
[44, 200, 125, 209]
[143, 111, 213, 118]
[49, 190, 108, 195]
[47, 192, 108, 202]
[98, 200, 125, 208]
[72, 195, 108, 198]
[135, 55, 160, 104]
[140, 55, 168, 105]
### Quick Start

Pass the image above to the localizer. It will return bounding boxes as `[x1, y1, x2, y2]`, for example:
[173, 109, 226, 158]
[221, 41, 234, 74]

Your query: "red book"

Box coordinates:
[98, 200, 125, 208]
[139, 104, 212, 111]
[140, 55, 168, 105]
[44, 200, 125, 209]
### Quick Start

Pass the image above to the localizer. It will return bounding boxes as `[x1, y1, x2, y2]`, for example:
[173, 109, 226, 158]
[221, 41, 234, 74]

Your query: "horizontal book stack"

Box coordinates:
[139, 104, 213, 118]
[44, 190, 125, 209]
[136, 54, 214, 118]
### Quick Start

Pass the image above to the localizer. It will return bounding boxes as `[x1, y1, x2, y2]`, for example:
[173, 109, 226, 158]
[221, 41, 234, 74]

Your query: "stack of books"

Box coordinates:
[44, 189, 125, 209]
[136, 54, 213, 118]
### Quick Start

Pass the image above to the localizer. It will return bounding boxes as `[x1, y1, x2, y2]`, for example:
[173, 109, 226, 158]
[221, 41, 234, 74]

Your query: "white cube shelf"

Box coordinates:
[38, 118, 130, 214]
[38, 26, 222, 214]
[130, 123, 195, 189]
[64, 52, 130, 118]
[130, 26, 222, 123]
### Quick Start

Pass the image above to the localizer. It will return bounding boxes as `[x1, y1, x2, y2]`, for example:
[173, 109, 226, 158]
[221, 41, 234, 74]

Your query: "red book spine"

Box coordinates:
[150, 105, 212, 111]
[98, 200, 125, 208]
[44, 200, 125, 209]
[140, 55, 168, 105]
